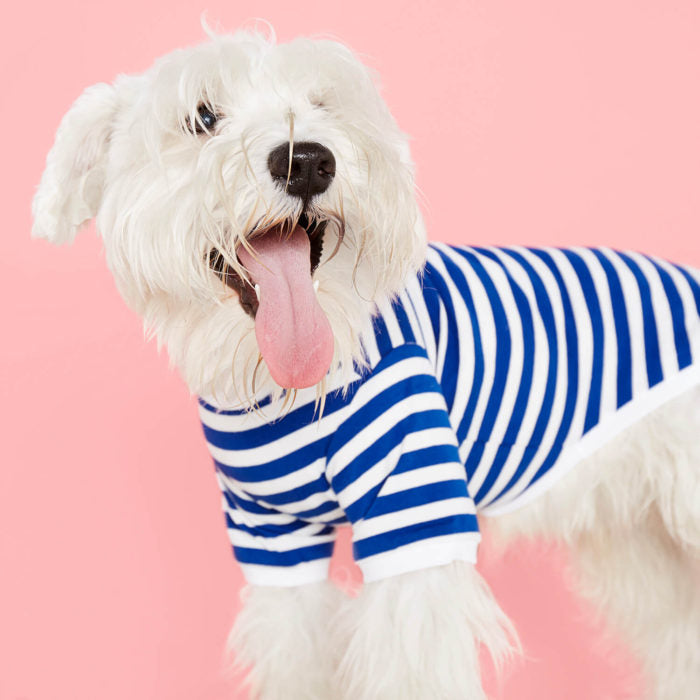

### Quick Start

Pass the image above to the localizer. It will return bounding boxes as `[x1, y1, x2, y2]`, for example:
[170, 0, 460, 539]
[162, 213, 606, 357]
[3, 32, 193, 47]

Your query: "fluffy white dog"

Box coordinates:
[33, 29, 700, 700]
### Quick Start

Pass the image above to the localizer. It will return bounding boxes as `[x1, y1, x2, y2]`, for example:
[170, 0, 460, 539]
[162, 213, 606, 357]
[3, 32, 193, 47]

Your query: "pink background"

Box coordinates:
[2, 1, 699, 698]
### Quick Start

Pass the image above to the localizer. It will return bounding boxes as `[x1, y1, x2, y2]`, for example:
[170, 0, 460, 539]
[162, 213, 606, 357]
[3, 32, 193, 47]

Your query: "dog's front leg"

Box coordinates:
[228, 580, 345, 700]
[333, 562, 517, 700]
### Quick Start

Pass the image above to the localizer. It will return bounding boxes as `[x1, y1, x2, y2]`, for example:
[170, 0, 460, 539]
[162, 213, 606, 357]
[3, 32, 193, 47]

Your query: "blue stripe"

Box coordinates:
[373, 312, 393, 356]
[393, 445, 464, 475]
[366, 480, 469, 519]
[485, 248, 560, 503]
[527, 249, 579, 486]
[246, 475, 331, 507]
[470, 247, 536, 502]
[220, 488, 298, 519]
[591, 249, 633, 407]
[225, 512, 332, 538]
[674, 264, 700, 315]
[424, 261, 461, 410]
[420, 276, 443, 350]
[406, 292, 432, 353]
[212, 438, 327, 482]
[353, 514, 478, 560]
[201, 382, 360, 448]
[294, 500, 347, 521]
[198, 395, 273, 414]
[332, 408, 454, 497]
[647, 257, 691, 370]
[562, 250, 604, 433]
[233, 541, 334, 567]
[431, 250, 485, 448]
[325, 347, 444, 468]
[455, 249, 512, 481]
[618, 252, 663, 388]
[391, 296, 416, 343]
[222, 478, 342, 521]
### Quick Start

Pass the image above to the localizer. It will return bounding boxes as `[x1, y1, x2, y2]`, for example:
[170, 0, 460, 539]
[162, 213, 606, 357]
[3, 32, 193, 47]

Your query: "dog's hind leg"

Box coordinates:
[572, 390, 700, 698]
[491, 386, 700, 699]
[571, 513, 700, 700]
[227, 581, 345, 700]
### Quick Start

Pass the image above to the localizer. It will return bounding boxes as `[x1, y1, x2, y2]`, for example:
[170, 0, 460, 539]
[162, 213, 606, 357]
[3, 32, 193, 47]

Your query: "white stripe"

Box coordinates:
[404, 276, 437, 365]
[628, 251, 679, 377]
[218, 469, 343, 521]
[241, 559, 331, 587]
[355, 497, 476, 540]
[335, 426, 459, 508]
[376, 295, 405, 349]
[379, 461, 468, 496]
[208, 356, 433, 467]
[436, 296, 449, 381]
[464, 247, 525, 499]
[427, 246, 475, 428]
[473, 246, 552, 506]
[359, 314, 382, 367]
[219, 457, 325, 497]
[359, 533, 480, 583]
[495, 247, 570, 506]
[198, 403, 263, 432]
[436, 245, 497, 451]
[399, 286, 426, 349]
[654, 256, 700, 360]
[327, 389, 451, 480]
[256, 492, 343, 521]
[484, 363, 700, 515]
[550, 247, 594, 443]
[228, 524, 336, 553]
[600, 248, 648, 395]
[222, 499, 297, 528]
[200, 396, 349, 444]
[572, 248, 619, 417]
[199, 373, 353, 429]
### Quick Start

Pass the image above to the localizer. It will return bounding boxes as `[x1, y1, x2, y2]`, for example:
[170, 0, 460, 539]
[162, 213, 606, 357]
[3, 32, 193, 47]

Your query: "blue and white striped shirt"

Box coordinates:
[199, 244, 700, 585]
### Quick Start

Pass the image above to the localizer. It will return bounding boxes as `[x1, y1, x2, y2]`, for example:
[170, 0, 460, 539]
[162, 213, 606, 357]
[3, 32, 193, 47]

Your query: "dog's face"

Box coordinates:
[32, 31, 426, 404]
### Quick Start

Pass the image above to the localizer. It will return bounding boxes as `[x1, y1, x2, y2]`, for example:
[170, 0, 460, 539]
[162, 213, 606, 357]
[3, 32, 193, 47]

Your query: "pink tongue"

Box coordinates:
[237, 226, 334, 389]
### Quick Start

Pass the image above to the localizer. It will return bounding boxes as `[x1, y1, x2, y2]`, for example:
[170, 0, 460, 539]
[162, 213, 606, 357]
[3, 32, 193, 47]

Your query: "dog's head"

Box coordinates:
[32, 30, 426, 404]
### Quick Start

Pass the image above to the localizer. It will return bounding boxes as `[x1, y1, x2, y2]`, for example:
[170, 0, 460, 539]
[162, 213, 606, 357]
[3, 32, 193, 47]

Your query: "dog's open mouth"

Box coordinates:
[208, 214, 326, 316]
[208, 214, 334, 389]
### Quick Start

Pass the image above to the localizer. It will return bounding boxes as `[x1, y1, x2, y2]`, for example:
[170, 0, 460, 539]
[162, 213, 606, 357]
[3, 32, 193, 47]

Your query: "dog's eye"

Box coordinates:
[309, 94, 328, 110]
[190, 104, 219, 134]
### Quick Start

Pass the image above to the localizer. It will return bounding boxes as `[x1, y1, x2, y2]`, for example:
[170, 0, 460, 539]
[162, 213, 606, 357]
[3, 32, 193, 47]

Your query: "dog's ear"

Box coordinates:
[32, 83, 120, 244]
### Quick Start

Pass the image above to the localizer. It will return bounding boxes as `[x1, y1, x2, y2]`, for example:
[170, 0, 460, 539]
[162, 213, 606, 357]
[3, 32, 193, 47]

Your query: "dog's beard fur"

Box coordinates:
[33, 29, 427, 408]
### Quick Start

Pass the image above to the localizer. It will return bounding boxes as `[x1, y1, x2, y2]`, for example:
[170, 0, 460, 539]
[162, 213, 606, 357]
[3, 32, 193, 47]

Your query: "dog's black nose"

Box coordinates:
[268, 142, 336, 201]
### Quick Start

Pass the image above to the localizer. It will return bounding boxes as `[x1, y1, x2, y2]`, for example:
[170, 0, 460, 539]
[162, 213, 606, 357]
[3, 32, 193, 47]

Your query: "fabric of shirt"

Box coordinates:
[199, 244, 700, 586]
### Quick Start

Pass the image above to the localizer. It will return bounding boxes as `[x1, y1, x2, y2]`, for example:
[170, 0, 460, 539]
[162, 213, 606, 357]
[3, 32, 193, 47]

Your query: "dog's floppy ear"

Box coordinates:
[32, 83, 120, 244]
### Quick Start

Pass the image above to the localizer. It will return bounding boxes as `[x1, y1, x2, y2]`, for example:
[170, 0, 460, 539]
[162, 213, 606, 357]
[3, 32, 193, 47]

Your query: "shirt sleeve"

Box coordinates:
[214, 471, 337, 586]
[326, 343, 480, 582]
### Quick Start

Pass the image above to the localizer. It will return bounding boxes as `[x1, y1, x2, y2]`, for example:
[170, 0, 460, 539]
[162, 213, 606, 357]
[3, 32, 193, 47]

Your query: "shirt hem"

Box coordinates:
[481, 363, 700, 516]
[358, 533, 481, 583]
[240, 559, 331, 587]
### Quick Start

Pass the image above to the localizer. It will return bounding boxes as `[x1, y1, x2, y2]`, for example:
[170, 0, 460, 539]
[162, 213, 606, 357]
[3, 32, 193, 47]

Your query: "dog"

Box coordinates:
[32, 28, 700, 699]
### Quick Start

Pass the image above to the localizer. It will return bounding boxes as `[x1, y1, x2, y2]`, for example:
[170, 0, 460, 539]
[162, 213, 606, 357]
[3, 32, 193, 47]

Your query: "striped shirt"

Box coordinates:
[199, 244, 700, 586]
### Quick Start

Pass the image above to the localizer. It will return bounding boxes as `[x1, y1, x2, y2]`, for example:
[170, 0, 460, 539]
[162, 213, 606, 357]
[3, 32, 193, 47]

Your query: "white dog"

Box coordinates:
[33, 28, 700, 699]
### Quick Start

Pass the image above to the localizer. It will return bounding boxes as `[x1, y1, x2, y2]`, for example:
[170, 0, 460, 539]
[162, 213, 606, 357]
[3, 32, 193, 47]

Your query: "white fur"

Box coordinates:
[33, 28, 699, 699]
[228, 581, 344, 700]
[333, 562, 518, 700]
[33, 30, 425, 406]
[492, 385, 700, 699]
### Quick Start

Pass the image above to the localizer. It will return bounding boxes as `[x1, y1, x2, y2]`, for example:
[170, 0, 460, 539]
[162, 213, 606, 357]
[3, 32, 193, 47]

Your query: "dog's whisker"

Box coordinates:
[286, 109, 295, 190]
